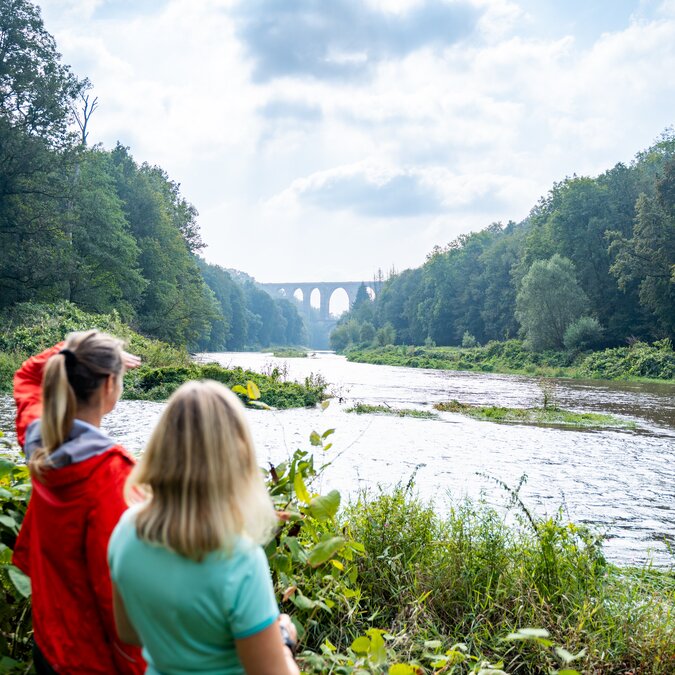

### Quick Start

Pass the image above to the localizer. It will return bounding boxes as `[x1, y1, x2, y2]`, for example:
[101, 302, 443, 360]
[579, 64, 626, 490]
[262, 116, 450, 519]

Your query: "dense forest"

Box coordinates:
[332, 133, 675, 352]
[0, 0, 305, 350]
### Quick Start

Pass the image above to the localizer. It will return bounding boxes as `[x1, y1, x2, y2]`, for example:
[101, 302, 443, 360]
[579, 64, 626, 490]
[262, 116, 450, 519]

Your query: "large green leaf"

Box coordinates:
[0, 458, 16, 480]
[307, 537, 345, 567]
[0, 515, 18, 532]
[7, 565, 31, 598]
[308, 490, 341, 522]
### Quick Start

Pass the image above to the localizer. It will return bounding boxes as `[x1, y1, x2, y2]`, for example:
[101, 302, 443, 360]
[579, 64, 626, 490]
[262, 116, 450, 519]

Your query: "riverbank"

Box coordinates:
[0, 302, 326, 409]
[345, 339, 675, 383]
[1, 446, 673, 674]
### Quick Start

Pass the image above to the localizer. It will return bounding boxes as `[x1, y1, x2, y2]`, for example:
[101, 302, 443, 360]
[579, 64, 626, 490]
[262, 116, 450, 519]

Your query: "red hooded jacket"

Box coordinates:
[12, 345, 145, 674]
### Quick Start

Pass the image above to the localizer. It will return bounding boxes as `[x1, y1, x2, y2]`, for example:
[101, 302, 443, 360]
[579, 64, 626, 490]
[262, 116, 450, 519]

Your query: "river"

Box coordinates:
[1, 351, 674, 567]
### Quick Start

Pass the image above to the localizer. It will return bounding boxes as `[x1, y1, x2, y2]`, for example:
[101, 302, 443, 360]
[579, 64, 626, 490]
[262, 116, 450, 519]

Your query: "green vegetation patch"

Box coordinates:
[434, 399, 635, 429]
[346, 338, 675, 382]
[0, 302, 327, 409]
[1, 436, 674, 673]
[345, 402, 438, 418]
[124, 364, 326, 408]
[270, 347, 308, 358]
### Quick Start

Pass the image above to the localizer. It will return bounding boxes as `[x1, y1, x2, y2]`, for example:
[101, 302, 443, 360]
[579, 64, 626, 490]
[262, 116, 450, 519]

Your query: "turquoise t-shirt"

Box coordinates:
[108, 507, 280, 675]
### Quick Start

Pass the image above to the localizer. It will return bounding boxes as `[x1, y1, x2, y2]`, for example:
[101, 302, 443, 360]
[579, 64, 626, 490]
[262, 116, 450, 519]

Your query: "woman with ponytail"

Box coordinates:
[12, 331, 145, 674]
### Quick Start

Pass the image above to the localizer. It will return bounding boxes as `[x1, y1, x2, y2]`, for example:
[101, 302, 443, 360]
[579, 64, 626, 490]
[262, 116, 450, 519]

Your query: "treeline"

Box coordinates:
[0, 0, 304, 350]
[333, 133, 675, 352]
[197, 260, 305, 350]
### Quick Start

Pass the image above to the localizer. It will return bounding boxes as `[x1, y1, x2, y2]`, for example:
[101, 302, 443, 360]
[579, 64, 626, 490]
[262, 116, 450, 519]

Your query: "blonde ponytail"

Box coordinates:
[30, 331, 124, 477]
[30, 354, 78, 475]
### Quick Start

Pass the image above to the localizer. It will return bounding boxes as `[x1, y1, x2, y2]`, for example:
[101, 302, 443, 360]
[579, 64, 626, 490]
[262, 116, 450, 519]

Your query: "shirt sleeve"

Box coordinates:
[228, 546, 280, 640]
[13, 342, 64, 448]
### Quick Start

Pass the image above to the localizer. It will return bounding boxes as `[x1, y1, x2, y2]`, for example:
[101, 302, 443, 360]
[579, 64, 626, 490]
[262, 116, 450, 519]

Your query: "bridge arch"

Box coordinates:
[328, 287, 350, 317]
[259, 280, 383, 320]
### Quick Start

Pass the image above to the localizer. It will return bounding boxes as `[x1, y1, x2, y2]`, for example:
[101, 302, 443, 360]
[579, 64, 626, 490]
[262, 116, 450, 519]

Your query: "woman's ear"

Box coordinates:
[106, 373, 117, 395]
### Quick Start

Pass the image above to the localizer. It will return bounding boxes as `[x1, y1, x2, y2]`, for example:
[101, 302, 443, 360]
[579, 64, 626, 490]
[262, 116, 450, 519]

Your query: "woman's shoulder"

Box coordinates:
[207, 538, 270, 580]
[109, 505, 142, 546]
[86, 444, 137, 482]
[108, 504, 144, 565]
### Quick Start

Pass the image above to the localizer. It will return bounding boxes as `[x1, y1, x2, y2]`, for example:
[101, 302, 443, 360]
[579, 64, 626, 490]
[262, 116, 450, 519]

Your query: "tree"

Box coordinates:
[72, 88, 99, 146]
[109, 144, 217, 347]
[359, 322, 375, 344]
[0, 0, 84, 146]
[609, 161, 675, 337]
[515, 255, 589, 350]
[0, 0, 84, 306]
[374, 323, 396, 346]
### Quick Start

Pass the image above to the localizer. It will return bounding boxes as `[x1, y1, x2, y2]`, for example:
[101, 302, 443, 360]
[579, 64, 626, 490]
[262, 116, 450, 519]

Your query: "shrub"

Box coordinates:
[461, 331, 478, 348]
[563, 316, 604, 351]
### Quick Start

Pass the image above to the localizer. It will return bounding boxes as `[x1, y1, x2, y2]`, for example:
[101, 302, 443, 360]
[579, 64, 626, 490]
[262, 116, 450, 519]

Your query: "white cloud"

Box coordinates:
[33, 0, 675, 282]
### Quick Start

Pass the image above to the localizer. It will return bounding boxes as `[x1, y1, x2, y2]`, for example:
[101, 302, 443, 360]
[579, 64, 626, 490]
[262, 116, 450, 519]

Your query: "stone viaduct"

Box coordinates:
[259, 280, 382, 320]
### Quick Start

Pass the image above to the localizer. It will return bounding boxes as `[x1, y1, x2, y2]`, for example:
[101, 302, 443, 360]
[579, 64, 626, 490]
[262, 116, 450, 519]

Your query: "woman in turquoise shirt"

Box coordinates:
[108, 380, 300, 675]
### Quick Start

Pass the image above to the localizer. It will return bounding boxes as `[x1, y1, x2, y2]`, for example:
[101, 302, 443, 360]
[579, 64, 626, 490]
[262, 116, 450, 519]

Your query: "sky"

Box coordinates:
[38, 0, 675, 289]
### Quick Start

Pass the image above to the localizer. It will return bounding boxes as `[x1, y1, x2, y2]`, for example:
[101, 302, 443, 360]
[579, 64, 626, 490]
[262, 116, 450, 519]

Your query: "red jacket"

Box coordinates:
[12, 346, 145, 674]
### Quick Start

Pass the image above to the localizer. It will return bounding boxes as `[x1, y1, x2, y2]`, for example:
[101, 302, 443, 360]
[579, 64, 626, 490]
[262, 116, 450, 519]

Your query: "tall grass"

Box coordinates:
[334, 483, 675, 673]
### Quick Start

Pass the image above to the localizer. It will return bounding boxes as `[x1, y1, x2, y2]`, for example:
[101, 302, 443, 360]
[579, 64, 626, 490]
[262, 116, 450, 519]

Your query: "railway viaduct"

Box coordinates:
[259, 280, 382, 320]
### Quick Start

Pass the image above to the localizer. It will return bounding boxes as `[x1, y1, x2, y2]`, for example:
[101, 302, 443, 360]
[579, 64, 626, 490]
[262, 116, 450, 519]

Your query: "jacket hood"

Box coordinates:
[24, 419, 116, 469]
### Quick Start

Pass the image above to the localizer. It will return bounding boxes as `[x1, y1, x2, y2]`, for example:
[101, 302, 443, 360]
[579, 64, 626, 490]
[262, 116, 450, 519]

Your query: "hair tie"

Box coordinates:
[59, 348, 78, 368]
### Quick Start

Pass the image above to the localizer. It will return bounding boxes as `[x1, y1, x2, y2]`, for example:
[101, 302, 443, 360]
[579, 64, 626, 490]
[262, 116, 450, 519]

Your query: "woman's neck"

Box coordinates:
[75, 407, 103, 428]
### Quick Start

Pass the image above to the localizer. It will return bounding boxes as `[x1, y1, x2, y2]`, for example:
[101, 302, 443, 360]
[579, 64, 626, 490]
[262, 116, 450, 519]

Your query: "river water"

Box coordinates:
[1, 351, 674, 567]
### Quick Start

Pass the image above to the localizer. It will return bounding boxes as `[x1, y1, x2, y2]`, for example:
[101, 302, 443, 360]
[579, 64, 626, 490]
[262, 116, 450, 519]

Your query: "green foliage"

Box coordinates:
[0, 301, 190, 392]
[0, 0, 84, 145]
[263, 432, 364, 649]
[608, 160, 675, 336]
[578, 339, 675, 380]
[345, 403, 438, 419]
[563, 316, 604, 352]
[433, 400, 635, 429]
[0, 438, 673, 672]
[108, 145, 219, 348]
[516, 255, 589, 350]
[332, 132, 675, 354]
[375, 322, 397, 347]
[461, 331, 478, 348]
[238, 281, 306, 349]
[124, 364, 327, 408]
[0, 302, 327, 407]
[345, 339, 675, 382]
[0, 452, 32, 667]
[1, 2, 314, 352]
[346, 341, 570, 377]
[270, 348, 308, 358]
[359, 322, 376, 344]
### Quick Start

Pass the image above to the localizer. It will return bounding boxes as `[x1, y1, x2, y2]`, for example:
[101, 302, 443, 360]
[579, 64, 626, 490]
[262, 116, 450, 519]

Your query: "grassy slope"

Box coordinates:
[0, 302, 326, 409]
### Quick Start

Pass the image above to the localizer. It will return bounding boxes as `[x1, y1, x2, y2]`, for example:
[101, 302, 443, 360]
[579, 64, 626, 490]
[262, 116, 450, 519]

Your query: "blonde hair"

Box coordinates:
[127, 380, 276, 561]
[32, 330, 124, 475]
